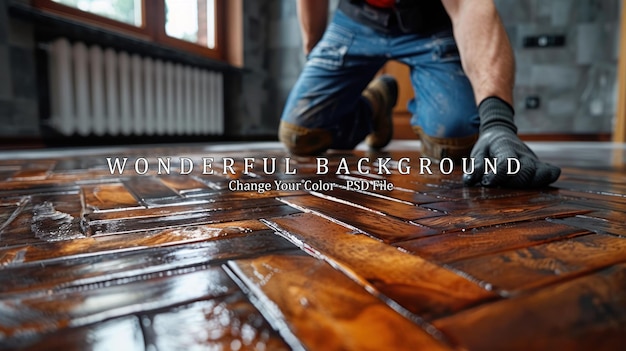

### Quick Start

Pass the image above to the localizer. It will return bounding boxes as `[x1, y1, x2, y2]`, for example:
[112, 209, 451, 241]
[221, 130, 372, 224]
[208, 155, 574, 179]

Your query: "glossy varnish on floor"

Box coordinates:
[0, 142, 625, 350]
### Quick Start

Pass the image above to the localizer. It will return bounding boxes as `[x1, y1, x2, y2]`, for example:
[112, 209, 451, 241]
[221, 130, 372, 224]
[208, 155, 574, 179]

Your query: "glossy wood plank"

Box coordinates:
[228, 251, 453, 351]
[558, 167, 626, 184]
[0, 266, 238, 338]
[421, 193, 559, 213]
[188, 188, 309, 200]
[554, 179, 626, 197]
[416, 202, 590, 231]
[2, 315, 146, 351]
[0, 231, 295, 296]
[85, 197, 284, 222]
[87, 203, 300, 236]
[8, 161, 55, 181]
[434, 264, 626, 351]
[0, 200, 24, 232]
[0, 142, 625, 350]
[46, 169, 123, 181]
[0, 219, 270, 266]
[0, 170, 17, 182]
[348, 185, 444, 205]
[1, 193, 87, 247]
[449, 234, 626, 292]
[280, 195, 439, 243]
[82, 183, 142, 211]
[0, 181, 80, 197]
[425, 186, 546, 201]
[548, 215, 626, 237]
[266, 213, 496, 319]
[314, 187, 445, 220]
[123, 176, 183, 206]
[158, 174, 211, 193]
[193, 173, 232, 190]
[144, 292, 290, 351]
[396, 220, 592, 263]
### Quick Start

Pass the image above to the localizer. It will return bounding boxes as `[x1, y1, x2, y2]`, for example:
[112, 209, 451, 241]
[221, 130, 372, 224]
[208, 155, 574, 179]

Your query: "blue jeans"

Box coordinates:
[280, 10, 479, 150]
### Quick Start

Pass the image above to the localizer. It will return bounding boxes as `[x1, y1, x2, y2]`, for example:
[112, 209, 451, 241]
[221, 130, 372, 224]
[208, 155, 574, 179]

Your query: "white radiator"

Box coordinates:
[47, 38, 224, 136]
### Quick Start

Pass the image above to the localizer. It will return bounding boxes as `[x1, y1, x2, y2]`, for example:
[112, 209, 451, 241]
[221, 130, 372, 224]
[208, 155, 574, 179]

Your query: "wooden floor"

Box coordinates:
[0, 141, 625, 350]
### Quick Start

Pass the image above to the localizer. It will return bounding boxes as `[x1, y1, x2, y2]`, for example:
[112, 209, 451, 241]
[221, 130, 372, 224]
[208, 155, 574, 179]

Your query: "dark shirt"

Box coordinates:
[339, 0, 452, 34]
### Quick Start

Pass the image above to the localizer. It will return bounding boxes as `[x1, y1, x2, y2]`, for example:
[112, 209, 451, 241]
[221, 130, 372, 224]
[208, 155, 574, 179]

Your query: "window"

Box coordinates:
[52, 0, 143, 27]
[34, 0, 225, 60]
[165, 0, 216, 49]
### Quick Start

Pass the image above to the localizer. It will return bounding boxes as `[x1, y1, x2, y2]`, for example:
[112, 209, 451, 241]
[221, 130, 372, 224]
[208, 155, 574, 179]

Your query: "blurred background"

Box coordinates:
[0, 0, 623, 149]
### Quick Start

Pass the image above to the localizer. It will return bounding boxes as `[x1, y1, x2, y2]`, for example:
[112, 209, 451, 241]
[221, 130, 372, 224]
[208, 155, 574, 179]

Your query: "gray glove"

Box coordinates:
[463, 97, 561, 188]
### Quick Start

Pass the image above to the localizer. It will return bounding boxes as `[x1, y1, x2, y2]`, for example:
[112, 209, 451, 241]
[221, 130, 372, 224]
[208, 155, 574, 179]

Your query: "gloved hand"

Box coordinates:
[463, 97, 561, 188]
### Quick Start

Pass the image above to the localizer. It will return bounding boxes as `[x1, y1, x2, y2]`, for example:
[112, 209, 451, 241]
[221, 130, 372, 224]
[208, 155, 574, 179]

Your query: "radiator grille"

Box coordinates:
[47, 38, 224, 136]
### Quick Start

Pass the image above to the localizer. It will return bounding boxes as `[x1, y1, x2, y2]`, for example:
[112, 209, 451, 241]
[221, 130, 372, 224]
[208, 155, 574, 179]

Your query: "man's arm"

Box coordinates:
[297, 0, 329, 55]
[442, 0, 561, 188]
[440, 0, 514, 105]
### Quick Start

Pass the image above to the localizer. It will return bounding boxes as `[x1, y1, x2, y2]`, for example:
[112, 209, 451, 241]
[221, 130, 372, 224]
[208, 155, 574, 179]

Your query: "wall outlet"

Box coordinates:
[523, 34, 566, 48]
[525, 96, 541, 109]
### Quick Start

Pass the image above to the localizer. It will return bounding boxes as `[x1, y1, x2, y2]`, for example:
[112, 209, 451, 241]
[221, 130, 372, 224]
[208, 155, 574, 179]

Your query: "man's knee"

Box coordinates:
[279, 121, 333, 156]
[413, 126, 478, 162]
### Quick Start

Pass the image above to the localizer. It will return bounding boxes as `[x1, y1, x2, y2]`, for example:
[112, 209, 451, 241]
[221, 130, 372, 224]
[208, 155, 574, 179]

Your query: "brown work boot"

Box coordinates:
[412, 126, 478, 162]
[362, 75, 398, 150]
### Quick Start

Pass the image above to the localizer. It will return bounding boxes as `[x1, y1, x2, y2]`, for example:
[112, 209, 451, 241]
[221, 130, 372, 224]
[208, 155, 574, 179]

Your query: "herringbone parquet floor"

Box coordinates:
[0, 142, 625, 350]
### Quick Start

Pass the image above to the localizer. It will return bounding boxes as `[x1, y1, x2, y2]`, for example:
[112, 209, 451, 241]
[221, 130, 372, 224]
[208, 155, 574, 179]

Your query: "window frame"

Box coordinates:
[33, 0, 225, 61]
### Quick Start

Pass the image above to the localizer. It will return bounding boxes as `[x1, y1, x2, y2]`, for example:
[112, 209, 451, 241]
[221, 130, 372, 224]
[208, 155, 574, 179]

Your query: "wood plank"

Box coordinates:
[187, 187, 309, 200]
[144, 292, 290, 351]
[280, 195, 439, 243]
[1, 193, 86, 247]
[0, 182, 80, 197]
[2, 315, 145, 351]
[81, 183, 142, 211]
[0, 266, 238, 338]
[558, 188, 626, 206]
[559, 167, 626, 183]
[348, 186, 445, 205]
[123, 176, 182, 206]
[158, 174, 211, 193]
[434, 263, 626, 351]
[554, 180, 626, 199]
[396, 220, 592, 263]
[0, 231, 295, 296]
[0, 200, 25, 233]
[87, 203, 301, 236]
[0, 219, 270, 266]
[45, 169, 122, 182]
[228, 251, 453, 351]
[421, 193, 560, 213]
[0, 170, 18, 182]
[548, 215, 626, 237]
[449, 234, 626, 292]
[266, 213, 496, 320]
[194, 173, 232, 190]
[85, 196, 283, 222]
[314, 187, 445, 221]
[8, 161, 55, 181]
[416, 202, 590, 232]
[562, 197, 626, 212]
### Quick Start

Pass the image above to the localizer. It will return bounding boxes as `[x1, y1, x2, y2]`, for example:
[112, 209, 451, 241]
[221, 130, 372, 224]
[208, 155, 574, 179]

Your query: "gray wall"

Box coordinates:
[496, 0, 620, 134]
[236, 0, 338, 137]
[0, 0, 40, 138]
